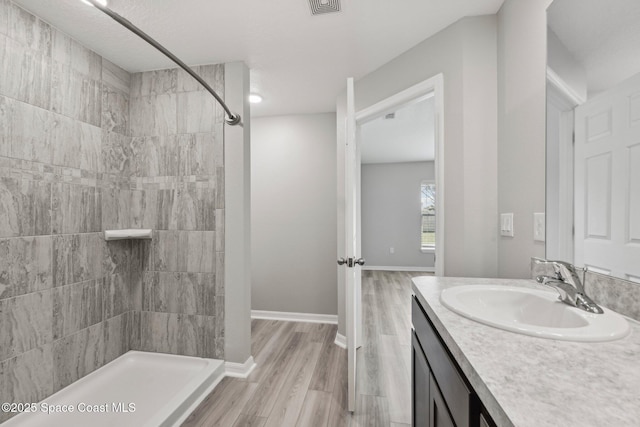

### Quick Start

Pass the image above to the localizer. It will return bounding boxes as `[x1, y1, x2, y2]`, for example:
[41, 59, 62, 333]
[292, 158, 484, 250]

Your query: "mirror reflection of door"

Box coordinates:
[546, 0, 640, 282]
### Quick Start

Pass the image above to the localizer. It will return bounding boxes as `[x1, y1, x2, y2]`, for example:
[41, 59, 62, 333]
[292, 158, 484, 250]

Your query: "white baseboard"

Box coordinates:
[363, 265, 435, 273]
[334, 332, 346, 349]
[251, 310, 338, 324]
[225, 356, 256, 379]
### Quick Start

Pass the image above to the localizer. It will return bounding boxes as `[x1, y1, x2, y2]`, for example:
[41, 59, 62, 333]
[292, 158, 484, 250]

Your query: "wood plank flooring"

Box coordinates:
[182, 270, 429, 427]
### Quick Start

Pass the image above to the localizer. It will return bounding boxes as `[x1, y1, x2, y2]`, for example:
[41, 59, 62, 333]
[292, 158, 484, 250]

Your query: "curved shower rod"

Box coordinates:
[85, 0, 241, 126]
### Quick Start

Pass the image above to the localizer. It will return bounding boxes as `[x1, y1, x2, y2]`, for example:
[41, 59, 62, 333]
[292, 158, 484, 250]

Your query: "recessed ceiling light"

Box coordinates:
[249, 94, 263, 104]
[81, 0, 108, 7]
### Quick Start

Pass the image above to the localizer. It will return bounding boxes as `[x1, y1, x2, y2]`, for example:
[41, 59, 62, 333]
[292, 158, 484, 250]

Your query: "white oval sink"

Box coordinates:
[440, 285, 630, 342]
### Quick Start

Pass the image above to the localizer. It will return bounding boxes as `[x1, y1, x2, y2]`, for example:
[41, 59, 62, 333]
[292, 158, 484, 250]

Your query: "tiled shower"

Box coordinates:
[0, 1, 226, 422]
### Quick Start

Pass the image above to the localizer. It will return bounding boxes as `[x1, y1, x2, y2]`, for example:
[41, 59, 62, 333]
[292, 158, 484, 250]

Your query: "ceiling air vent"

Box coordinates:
[309, 0, 341, 16]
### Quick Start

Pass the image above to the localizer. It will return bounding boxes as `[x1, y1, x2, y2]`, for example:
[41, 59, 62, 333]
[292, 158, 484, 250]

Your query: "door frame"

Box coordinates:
[354, 74, 445, 276]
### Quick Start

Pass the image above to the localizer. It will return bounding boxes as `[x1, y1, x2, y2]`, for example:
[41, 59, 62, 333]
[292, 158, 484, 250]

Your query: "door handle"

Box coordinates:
[337, 257, 366, 267]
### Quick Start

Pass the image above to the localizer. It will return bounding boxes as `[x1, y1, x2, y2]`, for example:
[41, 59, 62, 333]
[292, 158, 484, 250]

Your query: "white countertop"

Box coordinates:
[412, 276, 640, 427]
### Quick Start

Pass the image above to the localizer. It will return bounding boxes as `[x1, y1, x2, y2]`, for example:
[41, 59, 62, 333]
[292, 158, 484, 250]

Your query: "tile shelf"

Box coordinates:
[104, 229, 153, 241]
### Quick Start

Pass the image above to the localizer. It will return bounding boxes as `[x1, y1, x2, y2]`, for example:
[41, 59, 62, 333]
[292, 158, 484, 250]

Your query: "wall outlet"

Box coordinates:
[389, 247, 395, 254]
[500, 213, 514, 237]
[533, 213, 545, 242]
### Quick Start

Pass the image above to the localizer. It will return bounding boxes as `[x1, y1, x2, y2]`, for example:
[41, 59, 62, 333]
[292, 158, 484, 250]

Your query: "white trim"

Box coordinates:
[546, 66, 585, 106]
[251, 310, 338, 324]
[225, 356, 256, 379]
[420, 247, 435, 254]
[353, 74, 445, 277]
[334, 332, 347, 349]
[362, 265, 435, 273]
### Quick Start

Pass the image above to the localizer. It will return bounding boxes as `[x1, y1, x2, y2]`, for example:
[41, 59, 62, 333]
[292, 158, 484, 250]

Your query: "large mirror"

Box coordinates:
[546, 0, 640, 282]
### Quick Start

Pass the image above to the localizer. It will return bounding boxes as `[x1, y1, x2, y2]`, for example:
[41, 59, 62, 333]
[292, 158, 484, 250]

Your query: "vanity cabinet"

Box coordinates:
[412, 296, 495, 427]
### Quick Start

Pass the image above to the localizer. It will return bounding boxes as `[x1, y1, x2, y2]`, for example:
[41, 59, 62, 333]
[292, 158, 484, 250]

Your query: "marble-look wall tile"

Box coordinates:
[78, 121, 102, 172]
[129, 94, 177, 137]
[52, 322, 104, 392]
[143, 272, 198, 315]
[151, 230, 179, 272]
[177, 231, 215, 273]
[177, 133, 215, 176]
[0, 177, 51, 238]
[51, 62, 101, 127]
[156, 188, 178, 230]
[176, 91, 216, 134]
[53, 279, 103, 340]
[51, 183, 101, 234]
[0, 344, 53, 423]
[50, 112, 80, 168]
[1, 97, 52, 164]
[176, 64, 223, 94]
[130, 69, 176, 97]
[101, 130, 132, 176]
[102, 84, 129, 134]
[102, 59, 130, 95]
[51, 31, 101, 80]
[128, 311, 141, 351]
[52, 233, 103, 287]
[130, 189, 157, 230]
[138, 312, 205, 357]
[8, 4, 52, 56]
[103, 312, 128, 364]
[0, 35, 51, 109]
[101, 187, 131, 230]
[103, 273, 129, 320]
[103, 238, 130, 277]
[73, 233, 104, 284]
[130, 135, 178, 176]
[201, 273, 223, 316]
[215, 252, 224, 295]
[129, 241, 148, 312]
[0, 236, 52, 300]
[174, 187, 211, 231]
[0, 291, 52, 361]
[51, 111, 101, 172]
[203, 316, 224, 359]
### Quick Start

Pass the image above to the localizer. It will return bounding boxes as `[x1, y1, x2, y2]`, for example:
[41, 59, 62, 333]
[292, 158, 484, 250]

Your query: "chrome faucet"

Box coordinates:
[533, 259, 604, 314]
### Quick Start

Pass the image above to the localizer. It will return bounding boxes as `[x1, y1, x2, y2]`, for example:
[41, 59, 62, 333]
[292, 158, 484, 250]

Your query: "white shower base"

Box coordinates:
[2, 351, 225, 427]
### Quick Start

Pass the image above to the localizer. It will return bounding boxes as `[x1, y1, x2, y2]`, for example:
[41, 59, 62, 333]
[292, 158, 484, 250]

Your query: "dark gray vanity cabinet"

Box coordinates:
[412, 296, 494, 427]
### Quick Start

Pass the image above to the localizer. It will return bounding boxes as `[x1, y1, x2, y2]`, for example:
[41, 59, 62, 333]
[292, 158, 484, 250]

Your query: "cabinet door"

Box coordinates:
[413, 332, 430, 426]
[430, 373, 455, 427]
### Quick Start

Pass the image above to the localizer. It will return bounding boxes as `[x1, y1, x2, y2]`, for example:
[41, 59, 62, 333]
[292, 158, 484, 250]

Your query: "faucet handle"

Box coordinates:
[533, 259, 584, 290]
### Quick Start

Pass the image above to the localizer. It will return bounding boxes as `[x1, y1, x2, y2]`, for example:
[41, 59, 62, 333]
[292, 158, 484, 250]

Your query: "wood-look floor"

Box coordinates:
[182, 270, 429, 427]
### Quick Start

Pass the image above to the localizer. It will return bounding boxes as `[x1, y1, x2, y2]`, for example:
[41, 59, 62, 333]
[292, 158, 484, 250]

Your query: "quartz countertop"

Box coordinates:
[412, 276, 640, 427]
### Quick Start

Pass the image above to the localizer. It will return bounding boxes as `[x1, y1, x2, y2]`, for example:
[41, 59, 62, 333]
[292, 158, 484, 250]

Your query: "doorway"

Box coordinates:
[340, 74, 445, 413]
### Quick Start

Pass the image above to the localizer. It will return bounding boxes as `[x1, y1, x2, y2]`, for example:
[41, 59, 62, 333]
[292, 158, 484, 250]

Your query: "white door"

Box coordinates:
[344, 77, 363, 412]
[574, 72, 640, 281]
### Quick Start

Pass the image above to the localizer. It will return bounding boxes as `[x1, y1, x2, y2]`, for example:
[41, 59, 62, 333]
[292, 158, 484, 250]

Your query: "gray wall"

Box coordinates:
[251, 113, 337, 316]
[337, 16, 498, 334]
[496, 0, 551, 278]
[361, 161, 435, 268]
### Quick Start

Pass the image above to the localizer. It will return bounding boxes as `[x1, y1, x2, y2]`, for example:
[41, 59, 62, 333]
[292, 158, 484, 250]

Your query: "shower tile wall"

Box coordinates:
[0, 3, 226, 420]
[0, 2, 133, 422]
[128, 65, 225, 359]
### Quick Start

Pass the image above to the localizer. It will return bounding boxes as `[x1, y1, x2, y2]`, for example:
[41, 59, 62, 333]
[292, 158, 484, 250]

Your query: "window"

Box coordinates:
[421, 182, 436, 250]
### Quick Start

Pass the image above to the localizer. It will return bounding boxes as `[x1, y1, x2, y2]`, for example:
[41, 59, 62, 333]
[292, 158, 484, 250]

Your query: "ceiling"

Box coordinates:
[12, 0, 504, 117]
[360, 97, 434, 164]
[548, 0, 640, 96]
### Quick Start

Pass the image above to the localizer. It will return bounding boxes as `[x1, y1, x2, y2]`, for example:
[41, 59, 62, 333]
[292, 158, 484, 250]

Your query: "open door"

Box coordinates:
[338, 77, 364, 412]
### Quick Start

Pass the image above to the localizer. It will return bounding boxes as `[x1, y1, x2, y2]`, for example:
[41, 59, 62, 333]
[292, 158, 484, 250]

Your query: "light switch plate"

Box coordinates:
[500, 213, 514, 237]
[533, 213, 545, 242]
